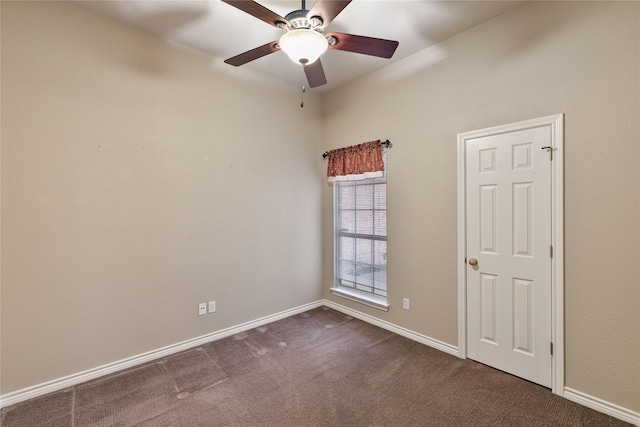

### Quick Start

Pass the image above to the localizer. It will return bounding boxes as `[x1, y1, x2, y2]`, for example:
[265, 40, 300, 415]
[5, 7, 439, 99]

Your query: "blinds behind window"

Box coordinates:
[335, 152, 387, 297]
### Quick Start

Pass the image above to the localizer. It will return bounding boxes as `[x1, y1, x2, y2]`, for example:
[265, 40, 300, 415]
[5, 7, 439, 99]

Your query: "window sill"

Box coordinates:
[330, 287, 389, 312]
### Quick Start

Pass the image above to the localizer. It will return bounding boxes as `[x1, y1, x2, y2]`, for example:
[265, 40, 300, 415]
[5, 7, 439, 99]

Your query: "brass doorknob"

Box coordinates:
[468, 258, 478, 266]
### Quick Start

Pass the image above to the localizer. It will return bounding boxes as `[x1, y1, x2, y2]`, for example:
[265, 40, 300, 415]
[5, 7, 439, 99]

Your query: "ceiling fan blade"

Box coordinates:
[326, 32, 399, 58]
[304, 59, 327, 88]
[221, 0, 288, 28]
[308, 0, 351, 27]
[224, 41, 280, 66]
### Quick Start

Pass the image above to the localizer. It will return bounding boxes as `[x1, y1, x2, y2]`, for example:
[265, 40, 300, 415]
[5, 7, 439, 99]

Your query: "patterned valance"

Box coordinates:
[326, 140, 384, 183]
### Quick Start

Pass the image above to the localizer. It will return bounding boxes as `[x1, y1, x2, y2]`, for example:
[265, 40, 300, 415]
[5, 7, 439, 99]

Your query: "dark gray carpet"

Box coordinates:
[1, 307, 632, 426]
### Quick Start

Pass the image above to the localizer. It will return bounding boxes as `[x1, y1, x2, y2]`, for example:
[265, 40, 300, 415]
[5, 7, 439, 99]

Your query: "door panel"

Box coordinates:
[466, 126, 552, 388]
[480, 273, 498, 344]
[479, 185, 497, 253]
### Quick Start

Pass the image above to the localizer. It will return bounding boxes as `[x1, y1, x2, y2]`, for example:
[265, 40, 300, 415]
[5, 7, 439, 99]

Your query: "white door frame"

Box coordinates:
[456, 114, 564, 395]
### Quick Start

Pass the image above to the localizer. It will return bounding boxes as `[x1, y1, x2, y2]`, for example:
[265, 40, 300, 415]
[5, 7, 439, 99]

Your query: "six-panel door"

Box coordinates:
[466, 126, 552, 388]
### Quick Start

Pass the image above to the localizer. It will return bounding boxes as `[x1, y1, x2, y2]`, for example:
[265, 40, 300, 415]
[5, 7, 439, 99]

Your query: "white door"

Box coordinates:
[465, 125, 552, 387]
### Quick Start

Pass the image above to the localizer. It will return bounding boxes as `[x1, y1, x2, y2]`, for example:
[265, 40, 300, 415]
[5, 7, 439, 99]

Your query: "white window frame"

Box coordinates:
[330, 154, 389, 311]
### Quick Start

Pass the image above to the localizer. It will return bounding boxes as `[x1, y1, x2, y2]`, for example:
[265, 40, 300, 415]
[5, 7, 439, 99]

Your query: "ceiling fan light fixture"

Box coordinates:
[279, 29, 328, 65]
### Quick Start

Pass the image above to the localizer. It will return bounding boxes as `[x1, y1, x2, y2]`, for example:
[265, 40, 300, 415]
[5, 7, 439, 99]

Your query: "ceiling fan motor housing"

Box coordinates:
[283, 9, 324, 32]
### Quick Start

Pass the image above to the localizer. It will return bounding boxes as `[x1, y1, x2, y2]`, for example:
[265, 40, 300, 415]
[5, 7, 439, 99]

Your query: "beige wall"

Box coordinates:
[322, 1, 639, 412]
[1, 1, 323, 394]
[1, 0, 638, 417]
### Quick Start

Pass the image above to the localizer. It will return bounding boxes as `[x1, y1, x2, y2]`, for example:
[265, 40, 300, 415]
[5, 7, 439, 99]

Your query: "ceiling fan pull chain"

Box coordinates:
[300, 84, 306, 108]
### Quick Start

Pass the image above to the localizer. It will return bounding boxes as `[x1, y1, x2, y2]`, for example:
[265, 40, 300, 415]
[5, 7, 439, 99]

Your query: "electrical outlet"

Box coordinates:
[208, 301, 216, 313]
[198, 303, 207, 316]
[403, 298, 410, 310]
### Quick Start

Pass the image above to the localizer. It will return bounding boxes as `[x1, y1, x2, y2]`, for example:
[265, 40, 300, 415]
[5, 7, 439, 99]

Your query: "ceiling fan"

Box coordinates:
[221, 0, 399, 88]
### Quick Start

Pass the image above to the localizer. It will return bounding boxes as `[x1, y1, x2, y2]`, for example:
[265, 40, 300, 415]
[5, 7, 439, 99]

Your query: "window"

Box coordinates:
[332, 153, 388, 310]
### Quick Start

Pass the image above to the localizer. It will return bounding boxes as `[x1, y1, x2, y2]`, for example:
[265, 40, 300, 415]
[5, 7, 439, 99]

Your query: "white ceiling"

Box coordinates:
[75, 0, 524, 93]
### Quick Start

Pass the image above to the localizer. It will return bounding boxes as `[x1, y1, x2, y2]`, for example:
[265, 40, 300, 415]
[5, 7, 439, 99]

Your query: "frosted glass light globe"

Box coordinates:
[279, 29, 328, 65]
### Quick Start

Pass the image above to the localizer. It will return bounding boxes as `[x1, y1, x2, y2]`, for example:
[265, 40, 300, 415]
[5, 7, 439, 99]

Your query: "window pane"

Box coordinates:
[340, 260, 356, 283]
[373, 240, 387, 291]
[340, 236, 354, 259]
[355, 185, 373, 209]
[374, 211, 386, 236]
[340, 210, 355, 233]
[356, 210, 373, 234]
[356, 238, 372, 264]
[374, 183, 386, 209]
[340, 184, 355, 209]
[374, 240, 387, 267]
[355, 265, 373, 288]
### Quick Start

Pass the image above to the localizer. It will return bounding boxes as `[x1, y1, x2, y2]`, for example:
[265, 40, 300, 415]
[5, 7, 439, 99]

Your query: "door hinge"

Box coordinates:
[550, 245, 554, 259]
[550, 342, 554, 355]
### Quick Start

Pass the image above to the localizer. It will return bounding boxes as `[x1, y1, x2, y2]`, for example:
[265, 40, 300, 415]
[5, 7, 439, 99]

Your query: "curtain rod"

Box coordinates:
[322, 140, 391, 159]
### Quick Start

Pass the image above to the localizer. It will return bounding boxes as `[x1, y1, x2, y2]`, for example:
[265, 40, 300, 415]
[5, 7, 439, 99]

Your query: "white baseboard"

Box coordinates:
[322, 299, 459, 357]
[3, 299, 638, 427]
[0, 300, 324, 409]
[564, 387, 640, 426]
